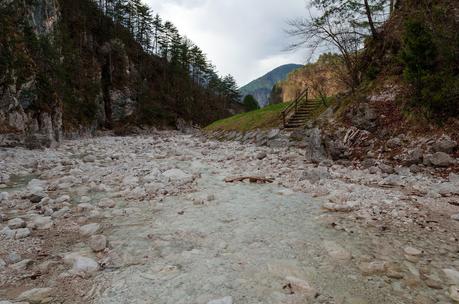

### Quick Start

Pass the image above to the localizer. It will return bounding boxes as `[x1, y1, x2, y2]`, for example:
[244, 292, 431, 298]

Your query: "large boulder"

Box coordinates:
[348, 103, 377, 131]
[427, 152, 455, 167]
[304, 128, 327, 163]
[432, 135, 457, 154]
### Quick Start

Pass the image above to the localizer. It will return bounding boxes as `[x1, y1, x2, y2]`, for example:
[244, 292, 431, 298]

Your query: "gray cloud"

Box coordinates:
[145, 0, 310, 85]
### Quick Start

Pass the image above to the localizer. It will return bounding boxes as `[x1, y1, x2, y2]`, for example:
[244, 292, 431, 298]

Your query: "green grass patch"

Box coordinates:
[205, 102, 292, 132]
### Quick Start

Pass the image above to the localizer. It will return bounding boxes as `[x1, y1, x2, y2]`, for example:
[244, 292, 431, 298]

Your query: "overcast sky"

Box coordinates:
[145, 0, 310, 86]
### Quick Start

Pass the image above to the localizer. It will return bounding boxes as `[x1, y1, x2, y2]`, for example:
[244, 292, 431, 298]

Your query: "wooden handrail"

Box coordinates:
[281, 88, 309, 127]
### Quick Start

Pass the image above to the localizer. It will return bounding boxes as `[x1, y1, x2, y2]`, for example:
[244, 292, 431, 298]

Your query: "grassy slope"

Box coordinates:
[205, 103, 291, 132]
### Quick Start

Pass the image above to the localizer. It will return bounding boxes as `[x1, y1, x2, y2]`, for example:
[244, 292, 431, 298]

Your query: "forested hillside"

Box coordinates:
[240, 64, 302, 108]
[0, 0, 243, 147]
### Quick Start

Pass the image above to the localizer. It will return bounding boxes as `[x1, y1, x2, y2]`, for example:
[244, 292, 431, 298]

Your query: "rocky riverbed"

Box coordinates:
[0, 131, 458, 304]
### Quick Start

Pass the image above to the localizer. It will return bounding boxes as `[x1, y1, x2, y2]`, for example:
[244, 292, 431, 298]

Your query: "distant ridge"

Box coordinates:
[240, 64, 303, 107]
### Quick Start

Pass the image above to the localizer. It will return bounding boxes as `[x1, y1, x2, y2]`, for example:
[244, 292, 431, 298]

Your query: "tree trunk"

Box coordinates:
[363, 0, 378, 39]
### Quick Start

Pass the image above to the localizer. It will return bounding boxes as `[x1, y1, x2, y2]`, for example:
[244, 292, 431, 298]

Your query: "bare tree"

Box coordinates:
[287, 9, 362, 91]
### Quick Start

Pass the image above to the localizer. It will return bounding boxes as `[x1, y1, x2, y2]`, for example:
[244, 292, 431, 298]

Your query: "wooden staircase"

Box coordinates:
[281, 88, 318, 130]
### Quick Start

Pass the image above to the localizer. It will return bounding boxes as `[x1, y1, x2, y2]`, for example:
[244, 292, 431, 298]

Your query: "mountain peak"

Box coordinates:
[240, 64, 303, 107]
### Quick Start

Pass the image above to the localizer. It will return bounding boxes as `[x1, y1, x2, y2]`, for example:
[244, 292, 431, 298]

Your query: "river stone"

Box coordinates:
[79, 223, 101, 237]
[14, 228, 31, 239]
[379, 163, 395, 174]
[52, 207, 70, 218]
[302, 167, 330, 184]
[207, 297, 233, 304]
[0, 192, 9, 202]
[72, 256, 99, 277]
[358, 261, 387, 276]
[443, 269, 459, 285]
[2, 228, 15, 239]
[285, 276, 317, 297]
[88, 235, 107, 252]
[450, 286, 459, 302]
[404, 246, 423, 256]
[256, 152, 267, 160]
[98, 198, 116, 208]
[8, 218, 26, 229]
[77, 203, 94, 212]
[433, 136, 457, 153]
[55, 195, 70, 204]
[428, 152, 455, 167]
[323, 240, 352, 262]
[30, 216, 53, 230]
[162, 169, 193, 184]
[322, 203, 354, 212]
[16, 287, 53, 303]
[452, 214, 459, 221]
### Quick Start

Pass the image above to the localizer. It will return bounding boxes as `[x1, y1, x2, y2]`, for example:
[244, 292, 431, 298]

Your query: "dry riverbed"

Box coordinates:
[0, 132, 458, 304]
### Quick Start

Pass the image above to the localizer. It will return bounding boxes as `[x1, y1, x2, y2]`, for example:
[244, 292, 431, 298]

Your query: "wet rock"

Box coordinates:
[16, 287, 53, 303]
[14, 228, 31, 239]
[443, 269, 459, 285]
[207, 297, 233, 304]
[8, 218, 26, 229]
[88, 235, 107, 252]
[98, 198, 116, 208]
[79, 223, 101, 237]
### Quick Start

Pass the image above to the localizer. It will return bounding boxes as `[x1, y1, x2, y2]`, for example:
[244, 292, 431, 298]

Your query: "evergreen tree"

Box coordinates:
[243, 95, 260, 111]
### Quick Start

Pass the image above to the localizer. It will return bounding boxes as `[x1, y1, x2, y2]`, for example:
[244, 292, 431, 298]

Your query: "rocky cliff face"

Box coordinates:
[0, 0, 243, 149]
[270, 55, 346, 104]
[0, 0, 62, 148]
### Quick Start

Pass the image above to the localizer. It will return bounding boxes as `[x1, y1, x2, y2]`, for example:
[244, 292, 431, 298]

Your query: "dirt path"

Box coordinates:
[0, 133, 458, 304]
